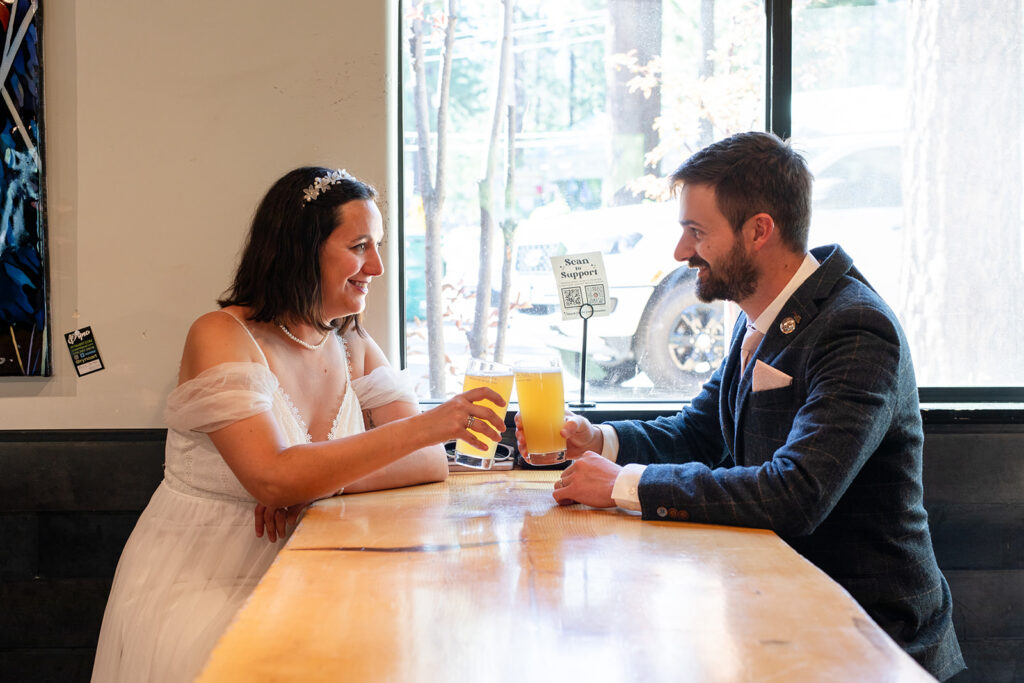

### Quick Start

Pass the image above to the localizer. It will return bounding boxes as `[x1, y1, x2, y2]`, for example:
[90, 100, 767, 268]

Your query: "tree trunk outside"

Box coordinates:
[607, 0, 663, 206]
[902, 0, 1022, 385]
[469, 0, 514, 359]
[698, 0, 715, 147]
[495, 104, 517, 363]
[410, 1, 458, 397]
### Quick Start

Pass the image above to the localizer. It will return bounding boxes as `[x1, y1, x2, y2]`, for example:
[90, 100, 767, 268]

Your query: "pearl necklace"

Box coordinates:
[277, 323, 331, 351]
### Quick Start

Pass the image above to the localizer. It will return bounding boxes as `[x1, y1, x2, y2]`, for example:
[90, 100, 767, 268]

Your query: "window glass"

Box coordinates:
[402, 0, 765, 400]
[791, 0, 1023, 388]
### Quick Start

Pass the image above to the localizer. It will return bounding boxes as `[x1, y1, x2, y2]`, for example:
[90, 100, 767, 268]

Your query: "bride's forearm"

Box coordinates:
[344, 401, 449, 493]
[342, 442, 448, 494]
[261, 411, 438, 506]
[230, 390, 501, 508]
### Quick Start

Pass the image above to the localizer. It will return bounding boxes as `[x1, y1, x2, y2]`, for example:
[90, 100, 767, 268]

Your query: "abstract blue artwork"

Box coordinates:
[0, 0, 47, 376]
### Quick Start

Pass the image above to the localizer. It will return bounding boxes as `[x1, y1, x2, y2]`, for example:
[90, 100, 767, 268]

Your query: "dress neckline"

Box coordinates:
[216, 310, 353, 443]
[276, 335, 352, 443]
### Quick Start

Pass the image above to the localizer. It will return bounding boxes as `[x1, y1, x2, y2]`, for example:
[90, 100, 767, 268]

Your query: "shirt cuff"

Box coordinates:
[598, 423, 620, 462]
[611, 463, 645, 511]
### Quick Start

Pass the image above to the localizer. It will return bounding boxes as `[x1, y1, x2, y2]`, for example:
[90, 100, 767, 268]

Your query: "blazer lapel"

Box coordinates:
[719, 316, 747, 457]
[731, 330, 757, 458]
[727, 244, 855, 459]
[753, 296, 817, 370]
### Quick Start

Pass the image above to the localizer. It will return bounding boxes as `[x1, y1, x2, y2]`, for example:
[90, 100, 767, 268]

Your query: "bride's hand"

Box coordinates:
[254, 502, 308, 542]
[424, 387, 507, 450]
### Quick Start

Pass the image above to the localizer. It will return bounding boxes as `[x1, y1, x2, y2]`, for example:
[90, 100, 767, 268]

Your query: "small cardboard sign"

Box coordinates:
[549, 251, 611, 321]
[64, 326, 105, 376]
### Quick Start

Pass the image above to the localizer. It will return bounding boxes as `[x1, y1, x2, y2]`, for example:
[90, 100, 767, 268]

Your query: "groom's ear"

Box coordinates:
[745, 212, 775, 250]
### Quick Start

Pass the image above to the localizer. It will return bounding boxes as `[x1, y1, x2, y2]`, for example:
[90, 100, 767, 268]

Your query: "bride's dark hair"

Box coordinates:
[218, 166, 378, 334]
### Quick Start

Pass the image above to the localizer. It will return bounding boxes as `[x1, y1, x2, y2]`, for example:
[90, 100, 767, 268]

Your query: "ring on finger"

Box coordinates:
[466, 415, 476, 429]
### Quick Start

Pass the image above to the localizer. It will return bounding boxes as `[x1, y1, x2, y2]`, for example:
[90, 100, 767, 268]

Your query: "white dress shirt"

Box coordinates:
[607, 253, 820, 511]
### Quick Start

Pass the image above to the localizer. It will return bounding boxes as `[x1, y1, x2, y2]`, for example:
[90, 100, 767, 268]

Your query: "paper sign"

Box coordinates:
[549, 251, 611, 321]
[64, 326, 105, 377]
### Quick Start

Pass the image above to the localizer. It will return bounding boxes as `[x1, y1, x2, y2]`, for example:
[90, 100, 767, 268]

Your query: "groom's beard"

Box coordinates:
[689, 239, 758, 303]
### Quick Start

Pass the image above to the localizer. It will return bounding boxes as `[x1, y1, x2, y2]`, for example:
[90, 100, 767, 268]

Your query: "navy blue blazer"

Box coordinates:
[609, 245, 964, 680]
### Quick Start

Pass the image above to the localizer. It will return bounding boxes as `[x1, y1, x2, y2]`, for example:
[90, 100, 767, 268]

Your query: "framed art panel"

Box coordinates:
[0, 0, 47, 377]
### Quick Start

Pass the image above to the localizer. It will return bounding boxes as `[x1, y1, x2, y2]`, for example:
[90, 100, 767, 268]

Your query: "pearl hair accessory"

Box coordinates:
[277, 323, 331, 351]
[302, 168, 355, 205]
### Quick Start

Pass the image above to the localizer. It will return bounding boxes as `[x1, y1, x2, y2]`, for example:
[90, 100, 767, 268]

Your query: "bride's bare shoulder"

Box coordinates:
[178, 308, 264, 382]
[186, 308, 250, 343]
[342, 327, 389, 380]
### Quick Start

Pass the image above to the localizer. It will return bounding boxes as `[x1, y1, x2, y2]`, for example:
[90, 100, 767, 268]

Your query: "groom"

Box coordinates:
[522, 132, 965, 680]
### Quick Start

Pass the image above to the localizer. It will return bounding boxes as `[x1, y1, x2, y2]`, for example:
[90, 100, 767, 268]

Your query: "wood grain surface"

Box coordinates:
[198, 471, 934, 682]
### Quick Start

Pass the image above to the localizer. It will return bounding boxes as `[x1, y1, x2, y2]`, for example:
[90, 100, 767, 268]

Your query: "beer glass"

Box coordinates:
[453, 359, 514, 470]
[514, 359, 567, 466]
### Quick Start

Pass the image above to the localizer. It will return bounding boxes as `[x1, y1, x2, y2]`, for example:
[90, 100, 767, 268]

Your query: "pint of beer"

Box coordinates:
[514, 360, 567, 466]
[454, 359, 514, 469]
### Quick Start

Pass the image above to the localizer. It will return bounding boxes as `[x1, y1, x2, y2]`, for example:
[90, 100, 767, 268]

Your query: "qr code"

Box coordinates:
[585, 284, 606, 306]
[560, 287, 583, 308]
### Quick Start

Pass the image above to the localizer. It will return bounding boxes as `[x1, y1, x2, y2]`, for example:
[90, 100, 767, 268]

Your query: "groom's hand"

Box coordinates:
[552, 453, 621, 508]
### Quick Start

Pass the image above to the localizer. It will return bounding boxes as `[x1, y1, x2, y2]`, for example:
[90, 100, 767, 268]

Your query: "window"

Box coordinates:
[401, 0, 1024, 402]
[790, 1, 1023, 393]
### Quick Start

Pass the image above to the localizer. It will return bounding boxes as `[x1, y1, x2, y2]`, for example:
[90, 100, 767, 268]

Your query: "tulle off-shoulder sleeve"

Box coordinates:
[164, 362, 279, 433]
[351, 366, 419, 410]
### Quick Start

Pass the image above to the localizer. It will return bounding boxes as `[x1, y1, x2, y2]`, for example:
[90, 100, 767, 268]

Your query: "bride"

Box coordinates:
[92, 167, 505, 682]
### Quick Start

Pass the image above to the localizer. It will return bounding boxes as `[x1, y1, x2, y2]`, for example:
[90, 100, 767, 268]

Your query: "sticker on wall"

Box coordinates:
[64, 326, 104, 377]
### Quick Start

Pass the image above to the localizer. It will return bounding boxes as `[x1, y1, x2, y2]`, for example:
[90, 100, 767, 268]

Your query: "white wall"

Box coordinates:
[0, 1, 398, 429]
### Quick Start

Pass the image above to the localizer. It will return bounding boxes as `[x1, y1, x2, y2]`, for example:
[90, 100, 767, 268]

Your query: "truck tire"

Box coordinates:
[635, 271, 727, 389]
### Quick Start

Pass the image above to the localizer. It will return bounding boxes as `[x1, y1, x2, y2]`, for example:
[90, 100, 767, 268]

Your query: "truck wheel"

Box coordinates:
[635, 274, 726, 389]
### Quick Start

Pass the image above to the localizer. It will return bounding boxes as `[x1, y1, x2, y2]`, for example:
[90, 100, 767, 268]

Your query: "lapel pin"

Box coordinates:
[780, 314, 800, 334]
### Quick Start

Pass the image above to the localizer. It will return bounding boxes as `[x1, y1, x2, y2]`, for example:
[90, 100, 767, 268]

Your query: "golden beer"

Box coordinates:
[454, 360, 514, 469]
[514, 361, 567, 465]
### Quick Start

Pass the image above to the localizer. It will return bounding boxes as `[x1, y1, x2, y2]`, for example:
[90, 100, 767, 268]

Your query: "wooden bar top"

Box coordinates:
[199, 471, 934, 682]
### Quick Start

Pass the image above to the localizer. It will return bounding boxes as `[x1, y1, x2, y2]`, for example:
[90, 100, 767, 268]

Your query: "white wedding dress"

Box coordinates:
[92, 316, 414, 682]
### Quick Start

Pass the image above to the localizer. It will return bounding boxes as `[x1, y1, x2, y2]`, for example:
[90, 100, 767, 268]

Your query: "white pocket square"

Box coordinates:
[752, 360, 792, 392]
